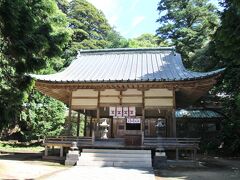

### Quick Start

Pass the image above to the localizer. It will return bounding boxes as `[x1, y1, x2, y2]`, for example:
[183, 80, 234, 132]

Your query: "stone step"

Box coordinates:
[81, 152, 151, 158]
[82, 149, 150, 154]
[77, 160, 152, 168]
[80, 156, 151, 162]
[77, 149, 152, 168]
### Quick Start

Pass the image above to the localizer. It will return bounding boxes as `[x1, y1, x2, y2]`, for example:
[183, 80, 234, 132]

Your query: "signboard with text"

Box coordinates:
[126, 117, 141, 124]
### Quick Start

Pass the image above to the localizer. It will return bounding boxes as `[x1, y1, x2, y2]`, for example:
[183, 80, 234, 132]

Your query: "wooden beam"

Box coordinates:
[144, 96, 173, 99]
[72, 97, 98, 99]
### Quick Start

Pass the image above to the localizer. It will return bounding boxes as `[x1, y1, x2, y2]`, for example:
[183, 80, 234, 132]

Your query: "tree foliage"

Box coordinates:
[106, 29, 129, 48]
[128, 33, 168, 48]
[0, 0, 71, 137]
[62, 0, 112, 64]
[211, 0, 240, 155]
[156, 0, 219, 67]
[20, 91, 66, 140]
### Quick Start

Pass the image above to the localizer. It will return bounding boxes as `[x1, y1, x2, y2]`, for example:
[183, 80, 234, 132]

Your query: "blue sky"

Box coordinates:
[87, 0, 220, 39]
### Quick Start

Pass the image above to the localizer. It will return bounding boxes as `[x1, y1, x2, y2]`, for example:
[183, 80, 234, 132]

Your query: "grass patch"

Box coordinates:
[0, 141, 44, 153]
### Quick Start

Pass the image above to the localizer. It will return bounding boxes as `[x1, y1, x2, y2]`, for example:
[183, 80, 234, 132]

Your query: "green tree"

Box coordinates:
[0, 0, 71, 135]
[20, 91, 66, 140]
[156, 0, 219, 67]
[211, 0, 240, 155]
[128, 33, 168, 48]
[106, 29, 129, 48]
[63, 0, 112, 65]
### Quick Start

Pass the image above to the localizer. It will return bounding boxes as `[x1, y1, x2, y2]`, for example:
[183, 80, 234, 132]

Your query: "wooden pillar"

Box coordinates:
[142, 91, 145, 135]
[176, 148, 179, 161]
[172, 89, 177, 137]
[44, 146, 48, 156]
[84, 111, 87, 137]
[167, 110, 172, 137]
[90, 116, 93, 137]
[66, 91, 72, 136]
[96, 91, 100, 136]
[77, 111, 81, 137]
[110, 117, 113, 138]
[172, 109, 177, 137]
[60, 146, 63, 157]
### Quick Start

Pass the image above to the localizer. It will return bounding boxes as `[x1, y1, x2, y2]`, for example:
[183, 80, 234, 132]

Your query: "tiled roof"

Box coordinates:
[176, 109, 223, 119]
[30, 47, 224, 83]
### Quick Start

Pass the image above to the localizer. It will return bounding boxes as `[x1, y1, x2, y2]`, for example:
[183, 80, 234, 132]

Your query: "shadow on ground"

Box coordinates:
[154, 157, 240, 180]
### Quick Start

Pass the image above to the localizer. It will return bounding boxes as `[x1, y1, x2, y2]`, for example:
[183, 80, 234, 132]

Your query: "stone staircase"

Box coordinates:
[77, 149, 152, 168]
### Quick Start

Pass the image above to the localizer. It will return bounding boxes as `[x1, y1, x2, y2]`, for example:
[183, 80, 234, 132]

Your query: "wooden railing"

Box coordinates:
[44, 136, 94, 146]
[43, 132, 95, 158]
[143, 137, 200, 148]
[143, 137, 200, 160]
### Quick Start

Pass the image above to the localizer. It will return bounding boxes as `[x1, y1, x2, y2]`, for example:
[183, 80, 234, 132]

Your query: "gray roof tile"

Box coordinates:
[30, 47, 224, 83]
[176, 109, 223, 119]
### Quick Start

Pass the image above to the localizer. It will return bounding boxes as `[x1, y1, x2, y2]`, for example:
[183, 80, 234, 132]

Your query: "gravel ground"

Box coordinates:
[0, 153, 68, 179]
[0, 152, 240, 180]
[155, 157, 240, 180]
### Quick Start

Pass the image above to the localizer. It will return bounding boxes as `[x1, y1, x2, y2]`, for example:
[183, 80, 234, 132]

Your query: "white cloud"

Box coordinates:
[131, 16, 145, 28]
[87, 0, 120, 26]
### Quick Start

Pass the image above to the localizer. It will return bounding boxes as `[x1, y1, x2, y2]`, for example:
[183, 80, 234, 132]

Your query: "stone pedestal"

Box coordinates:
[65, 150, 80, 166]
[153, 152, 167, 168]
[65, 142, 80, 166]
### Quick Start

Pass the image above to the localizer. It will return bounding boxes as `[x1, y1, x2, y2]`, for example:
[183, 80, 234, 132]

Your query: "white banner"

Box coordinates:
[129, 106, 136, 116]
[109, 107, 116, 116]
[109, 106, 136, 117]
[122, 107, 129, 117]
[116, 106, 123, 117]
[127, 118, 141, 124]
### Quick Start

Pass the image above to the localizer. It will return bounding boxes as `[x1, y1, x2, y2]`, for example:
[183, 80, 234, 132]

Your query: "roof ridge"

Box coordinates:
[78, 47, 176, 55]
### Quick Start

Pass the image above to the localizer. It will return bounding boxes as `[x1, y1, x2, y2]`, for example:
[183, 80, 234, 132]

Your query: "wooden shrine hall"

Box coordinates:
[30, 47, 224, 160]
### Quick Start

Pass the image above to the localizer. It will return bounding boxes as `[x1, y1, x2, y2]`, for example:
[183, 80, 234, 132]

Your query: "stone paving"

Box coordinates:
[41, 166, 155, 180]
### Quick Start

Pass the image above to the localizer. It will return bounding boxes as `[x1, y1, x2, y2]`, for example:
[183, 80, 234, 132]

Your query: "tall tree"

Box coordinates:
[128, 33, 168, 48]
[156, 0, 219, 67]
[63, 0, 112, 65]
[211, 0, 240, 155]
[106, 29, 129, 48]
[0, 0, 71, 134]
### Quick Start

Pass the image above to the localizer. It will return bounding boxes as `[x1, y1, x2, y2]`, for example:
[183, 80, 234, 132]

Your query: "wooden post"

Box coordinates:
[172, 89, 177, 137]
[44, 146, 48, 157]
[172, 108, 177, 137]
[176, 148, 179, 161]
[142, 91, 145, 135]
[110, 117, 113, 138]
[77, 111, 81, 137]
[60, 146, 63, 157]
[96, 91, 100, 137]
[167, 110, 172, 137]
[90, 116, 93, 137]
[66, 91, 72, 136]
[84, 111, 87, 137]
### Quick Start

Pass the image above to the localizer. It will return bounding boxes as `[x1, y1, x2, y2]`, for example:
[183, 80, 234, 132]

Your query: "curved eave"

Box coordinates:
[33, 72, 223, 107]
[30, 68, 224, 84]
